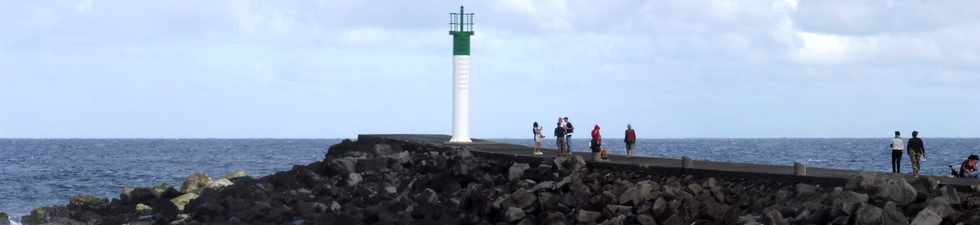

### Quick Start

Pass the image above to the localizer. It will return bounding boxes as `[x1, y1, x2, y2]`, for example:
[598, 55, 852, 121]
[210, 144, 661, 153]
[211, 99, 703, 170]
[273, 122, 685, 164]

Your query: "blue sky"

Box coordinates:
[1, 0, 979, 138]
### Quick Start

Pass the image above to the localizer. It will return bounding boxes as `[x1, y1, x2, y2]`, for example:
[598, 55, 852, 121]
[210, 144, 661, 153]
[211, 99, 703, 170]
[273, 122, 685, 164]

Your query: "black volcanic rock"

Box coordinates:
[21, 137, 980, 225]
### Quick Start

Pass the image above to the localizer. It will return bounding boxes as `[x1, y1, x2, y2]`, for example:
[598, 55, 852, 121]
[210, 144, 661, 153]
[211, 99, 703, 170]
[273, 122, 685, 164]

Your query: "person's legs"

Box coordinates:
[566, 135, 572, 151]
[891, 150, 902, 173]
[910, 153, 921, 176]
[627, 143, 634, 156]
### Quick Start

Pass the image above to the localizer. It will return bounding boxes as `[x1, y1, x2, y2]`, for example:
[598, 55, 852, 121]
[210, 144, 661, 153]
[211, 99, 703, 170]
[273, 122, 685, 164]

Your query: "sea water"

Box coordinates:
[0, 139, 340, 222]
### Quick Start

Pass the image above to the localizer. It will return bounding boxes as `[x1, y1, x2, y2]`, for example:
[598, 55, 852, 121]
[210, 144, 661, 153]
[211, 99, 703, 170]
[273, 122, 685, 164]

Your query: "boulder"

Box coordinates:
[910, 208, 942, 225]
[509, 163, 531, 180]
[910, 198, 955, 225]
[21, 208, 47, 225]
[854, 204, 883, 225]
[637, 214, 658, 225]
[505, 207, 526, 222]
[180, 172, 212, 194]
[324, 157, 357, 175]
[207, 178, 234, 189]
[795, 183, 818, 196]
[764, 208, 789, 225]
[687, 183, 703, 195]
[830, 190, 869, 215]
[170, 193, 199, 211]
[135, 203, 153, 215]
[0, 212, 9, 225]
[530, 181, 555, 192]
[510, 189, 537, 209]
[850, 173, 917, 205]
[576, 210, 602, 223]
[346, 173, 363, 186]
[68, 195, 107, 210]
[222, 170, 248, 180]
[619, 181, 656, 205]
[355, 157, 389, 173]
[883, 202, 909, 225]
[910, 176, 939, 196]
[651, 197, 668, 217]
[599, 215, 626, 225]
[940, 186, 961, 205]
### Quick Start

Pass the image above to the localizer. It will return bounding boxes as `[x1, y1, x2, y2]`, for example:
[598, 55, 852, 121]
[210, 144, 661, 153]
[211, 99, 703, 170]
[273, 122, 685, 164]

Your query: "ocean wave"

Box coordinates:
[10, 219, 21, 225]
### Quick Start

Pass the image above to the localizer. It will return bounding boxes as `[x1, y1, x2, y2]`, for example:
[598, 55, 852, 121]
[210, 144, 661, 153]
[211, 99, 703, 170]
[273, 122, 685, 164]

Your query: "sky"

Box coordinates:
[1, 0, 979, 139]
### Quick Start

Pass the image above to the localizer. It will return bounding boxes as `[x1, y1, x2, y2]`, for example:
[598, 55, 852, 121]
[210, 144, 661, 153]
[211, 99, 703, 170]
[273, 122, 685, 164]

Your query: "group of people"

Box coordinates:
[531, 118, 638, 159]
[889, 131, 927, 176]
[890, 130, 978, 179]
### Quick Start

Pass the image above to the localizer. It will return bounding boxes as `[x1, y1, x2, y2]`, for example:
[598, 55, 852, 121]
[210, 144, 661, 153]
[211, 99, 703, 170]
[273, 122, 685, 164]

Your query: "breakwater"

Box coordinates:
[10, 134, 980, 225]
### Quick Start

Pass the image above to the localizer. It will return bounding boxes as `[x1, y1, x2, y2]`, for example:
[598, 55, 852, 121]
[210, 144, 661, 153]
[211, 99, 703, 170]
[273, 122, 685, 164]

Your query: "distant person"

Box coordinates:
[532, 122, 544, 156]
[890, 131, 904, 174]
[959, 155, 979, 178]
[564, 117, 574, 151]
[590, 124, 602, 160]
[624, 124, 637, 157]
[554, 121, 567, 156]
[907, 131, 927, 176]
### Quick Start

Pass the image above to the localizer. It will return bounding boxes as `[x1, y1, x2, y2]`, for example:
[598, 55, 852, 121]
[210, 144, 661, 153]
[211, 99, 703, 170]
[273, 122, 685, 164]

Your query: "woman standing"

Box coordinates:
[532, 122, 544, 155]
[590, 124, 602, 160]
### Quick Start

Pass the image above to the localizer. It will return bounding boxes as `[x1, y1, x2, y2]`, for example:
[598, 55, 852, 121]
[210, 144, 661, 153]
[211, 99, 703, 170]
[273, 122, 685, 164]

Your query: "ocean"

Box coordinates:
[0, 139, 340, 223]
[3, 138, 980, 223]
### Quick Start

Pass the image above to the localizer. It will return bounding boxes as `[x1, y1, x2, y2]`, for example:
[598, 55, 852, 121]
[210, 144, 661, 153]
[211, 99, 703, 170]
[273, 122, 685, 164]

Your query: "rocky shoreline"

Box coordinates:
[9, 137, 980, 225]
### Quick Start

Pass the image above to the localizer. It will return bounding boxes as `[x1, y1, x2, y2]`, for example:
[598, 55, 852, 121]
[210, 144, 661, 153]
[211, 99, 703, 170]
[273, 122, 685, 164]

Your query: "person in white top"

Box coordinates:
[890, 131, 904, 174]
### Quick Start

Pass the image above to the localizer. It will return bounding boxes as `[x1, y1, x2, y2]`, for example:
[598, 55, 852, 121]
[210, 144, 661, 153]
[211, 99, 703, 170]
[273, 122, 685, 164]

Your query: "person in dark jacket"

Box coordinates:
[959, 155, 979, 178]
[907, 131, 927, 176]
[624, 124, 637, 157]
[554, 121, 567, 156]
[564, 117, 574, 151]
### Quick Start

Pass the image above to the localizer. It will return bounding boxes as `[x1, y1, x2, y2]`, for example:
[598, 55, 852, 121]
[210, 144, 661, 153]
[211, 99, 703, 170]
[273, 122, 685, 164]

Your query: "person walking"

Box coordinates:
[624, 124, 637, 157]
[590, 124, 602, 161]
[554, 121, 567, 157]
[564, 117, 574, 152]
[532, 122, 544, 156]
[907, 131, 927, 176]
[890, 131, 904, 174]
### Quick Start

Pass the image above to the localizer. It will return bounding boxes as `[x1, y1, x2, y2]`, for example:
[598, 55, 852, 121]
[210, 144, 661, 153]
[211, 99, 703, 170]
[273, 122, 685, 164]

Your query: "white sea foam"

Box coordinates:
[10, 219, 22, 225]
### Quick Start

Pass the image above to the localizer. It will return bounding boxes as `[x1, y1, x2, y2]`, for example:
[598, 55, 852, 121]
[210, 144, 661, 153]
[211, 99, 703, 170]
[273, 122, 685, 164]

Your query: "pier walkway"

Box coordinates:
[359, 134, 980, 188]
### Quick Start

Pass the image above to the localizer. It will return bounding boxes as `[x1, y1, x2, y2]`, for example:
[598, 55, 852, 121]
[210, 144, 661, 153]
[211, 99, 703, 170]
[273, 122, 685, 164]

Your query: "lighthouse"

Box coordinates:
[449, 6, 474, 143]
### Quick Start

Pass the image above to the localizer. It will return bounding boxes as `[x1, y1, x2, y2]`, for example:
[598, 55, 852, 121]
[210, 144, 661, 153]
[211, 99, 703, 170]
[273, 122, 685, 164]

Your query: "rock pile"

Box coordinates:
[20, 138, 980, 225]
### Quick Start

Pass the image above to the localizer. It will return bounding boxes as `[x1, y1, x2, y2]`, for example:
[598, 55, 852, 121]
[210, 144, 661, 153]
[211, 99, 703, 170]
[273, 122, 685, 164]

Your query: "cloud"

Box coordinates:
[1, 0, 980, 138]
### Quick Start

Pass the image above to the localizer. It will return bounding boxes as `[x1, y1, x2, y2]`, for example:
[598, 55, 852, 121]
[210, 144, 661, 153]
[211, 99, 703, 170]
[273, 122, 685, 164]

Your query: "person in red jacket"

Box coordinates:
[590, 124, 602, 160]
[625, 124, 636, 157]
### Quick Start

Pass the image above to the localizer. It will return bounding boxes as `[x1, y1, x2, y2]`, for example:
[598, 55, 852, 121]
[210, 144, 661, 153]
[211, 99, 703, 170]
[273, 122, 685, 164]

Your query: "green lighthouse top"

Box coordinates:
[449, 6, 474, 55]
[449, 6, 474, 35]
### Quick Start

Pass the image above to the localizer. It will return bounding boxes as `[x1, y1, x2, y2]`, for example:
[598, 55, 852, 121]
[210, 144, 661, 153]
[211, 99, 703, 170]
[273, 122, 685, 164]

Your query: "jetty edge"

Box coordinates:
[12, 134, 980, 225]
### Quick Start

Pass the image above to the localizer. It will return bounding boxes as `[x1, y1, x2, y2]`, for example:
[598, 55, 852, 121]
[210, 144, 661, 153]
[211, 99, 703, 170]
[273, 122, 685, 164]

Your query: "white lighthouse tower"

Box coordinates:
[449, 6, 474, 143]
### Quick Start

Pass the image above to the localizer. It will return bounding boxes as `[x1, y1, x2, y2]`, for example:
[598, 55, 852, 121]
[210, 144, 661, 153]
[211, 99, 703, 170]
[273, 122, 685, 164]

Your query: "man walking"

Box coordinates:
[907, 131, 927, 176]
[890, 131, 904, 174]
[624, 124, 637, 157]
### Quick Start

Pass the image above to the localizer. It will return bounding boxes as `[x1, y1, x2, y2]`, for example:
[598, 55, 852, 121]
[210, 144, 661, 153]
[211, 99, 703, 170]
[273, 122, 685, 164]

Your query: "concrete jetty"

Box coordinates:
[360, 134, 980, 187]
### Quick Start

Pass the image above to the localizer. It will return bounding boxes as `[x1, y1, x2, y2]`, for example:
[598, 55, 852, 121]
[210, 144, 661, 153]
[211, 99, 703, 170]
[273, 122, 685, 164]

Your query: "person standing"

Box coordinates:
[554, 121, 567, 156]
[532, 122, 544, 156]
[907, 131, 927, 176]
[564, 117, 574, 152]
[890, 131, 904, 174]
[590, 124, 602, 160]
[624, 124, 637, 157]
